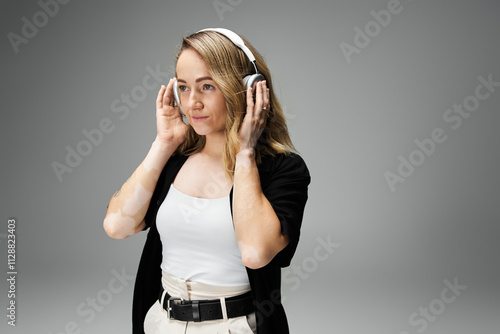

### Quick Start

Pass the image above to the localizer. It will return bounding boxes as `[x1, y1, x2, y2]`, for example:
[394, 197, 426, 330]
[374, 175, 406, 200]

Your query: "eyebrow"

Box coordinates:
[177, 76, 214, 83]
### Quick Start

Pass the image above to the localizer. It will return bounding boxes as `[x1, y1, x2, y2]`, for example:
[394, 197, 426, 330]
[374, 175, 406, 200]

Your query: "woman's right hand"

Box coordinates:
[104, 78, 188, 240]
[155, 78, 189, 148]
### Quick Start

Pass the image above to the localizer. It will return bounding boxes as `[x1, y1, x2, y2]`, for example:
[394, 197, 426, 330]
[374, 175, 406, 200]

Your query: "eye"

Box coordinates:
[203, 84, 215, 90]
[178, 85, 188, 92]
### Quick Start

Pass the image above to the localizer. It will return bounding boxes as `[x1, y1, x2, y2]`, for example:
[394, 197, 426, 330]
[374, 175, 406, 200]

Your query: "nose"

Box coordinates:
[185, 90, 203, 111]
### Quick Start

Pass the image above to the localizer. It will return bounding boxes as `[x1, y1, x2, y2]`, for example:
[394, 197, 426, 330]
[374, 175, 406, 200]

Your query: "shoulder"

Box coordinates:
[259, 152, 310, 186]
[260, 152, 309, 174]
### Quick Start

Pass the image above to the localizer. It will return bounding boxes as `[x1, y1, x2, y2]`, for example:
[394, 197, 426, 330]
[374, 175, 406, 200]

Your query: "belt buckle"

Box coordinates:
[166, 297, 182, 320]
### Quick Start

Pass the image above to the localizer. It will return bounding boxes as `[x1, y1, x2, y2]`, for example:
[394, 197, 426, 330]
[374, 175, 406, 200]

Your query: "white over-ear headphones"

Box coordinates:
[173, 28, 266, 122]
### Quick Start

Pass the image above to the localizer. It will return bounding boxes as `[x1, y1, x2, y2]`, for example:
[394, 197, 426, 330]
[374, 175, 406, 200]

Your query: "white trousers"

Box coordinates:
[144, 271, 257, 334]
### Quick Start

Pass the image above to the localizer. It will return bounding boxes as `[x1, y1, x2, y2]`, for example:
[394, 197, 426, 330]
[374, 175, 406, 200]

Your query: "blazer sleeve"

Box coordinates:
[142, 165, 167, 230]
[260, 153, 311, 267]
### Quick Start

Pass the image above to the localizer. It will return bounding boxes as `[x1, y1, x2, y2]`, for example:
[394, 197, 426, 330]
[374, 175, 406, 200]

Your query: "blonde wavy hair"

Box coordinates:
[174, 30, 295, 179]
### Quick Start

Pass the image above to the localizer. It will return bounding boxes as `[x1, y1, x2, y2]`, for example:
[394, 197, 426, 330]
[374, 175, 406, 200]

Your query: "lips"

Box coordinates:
[191, 116, 209, 122]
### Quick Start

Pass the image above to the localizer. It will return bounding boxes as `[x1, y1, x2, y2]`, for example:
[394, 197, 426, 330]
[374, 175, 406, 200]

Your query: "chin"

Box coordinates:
[191, 125, 225, 137]
[191, 125, 209, 136]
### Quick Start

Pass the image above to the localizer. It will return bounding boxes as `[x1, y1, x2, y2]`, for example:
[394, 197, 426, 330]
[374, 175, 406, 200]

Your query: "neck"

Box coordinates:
[201, 132, 225, 159]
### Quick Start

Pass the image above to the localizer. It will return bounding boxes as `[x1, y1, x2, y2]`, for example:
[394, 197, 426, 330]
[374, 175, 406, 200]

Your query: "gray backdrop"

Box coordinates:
[1, 0, 499, 333]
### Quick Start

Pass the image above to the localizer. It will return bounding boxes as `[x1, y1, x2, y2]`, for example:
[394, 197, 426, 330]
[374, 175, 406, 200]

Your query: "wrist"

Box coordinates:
[235, 148, 255, 170]
[152, 137, 177, 156]
[236, 148, 255, 159]
[153, 136, 177, 150]
[140, 139, 175, 175]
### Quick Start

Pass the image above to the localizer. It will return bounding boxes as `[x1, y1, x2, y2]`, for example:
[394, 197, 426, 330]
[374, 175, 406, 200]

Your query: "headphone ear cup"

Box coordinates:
[173, 80, 182, 112]
[172, 80, 189, 125]
[243, 74, 266, 90]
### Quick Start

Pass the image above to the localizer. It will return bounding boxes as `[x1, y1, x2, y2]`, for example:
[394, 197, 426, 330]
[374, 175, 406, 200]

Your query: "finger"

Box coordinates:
[163, 78, 175, 108]
[258, 82, 269, 126]
[264, 87, 270, 110]
[254, 81, 265, 117]
[156, 85, 166, 110]
[261, 81, 269, 110]
[246, 87, 254, 117]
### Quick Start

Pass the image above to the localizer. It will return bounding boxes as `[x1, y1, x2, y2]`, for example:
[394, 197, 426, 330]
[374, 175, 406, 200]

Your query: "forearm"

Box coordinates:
[233, 149, 289, 269]
[103, 138, 176, 239]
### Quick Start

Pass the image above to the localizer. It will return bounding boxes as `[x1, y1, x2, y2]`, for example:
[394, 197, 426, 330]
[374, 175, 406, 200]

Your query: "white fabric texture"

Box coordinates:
[144, 271, 256, 334]
[156, 184, 249, 287]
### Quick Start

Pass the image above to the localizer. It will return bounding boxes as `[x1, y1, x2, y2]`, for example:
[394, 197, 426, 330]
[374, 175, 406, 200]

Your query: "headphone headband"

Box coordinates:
[197, 28, 259, 73]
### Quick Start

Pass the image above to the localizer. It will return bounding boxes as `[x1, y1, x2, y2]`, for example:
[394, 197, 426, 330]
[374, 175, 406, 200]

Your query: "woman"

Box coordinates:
[103, 28, 310, 334]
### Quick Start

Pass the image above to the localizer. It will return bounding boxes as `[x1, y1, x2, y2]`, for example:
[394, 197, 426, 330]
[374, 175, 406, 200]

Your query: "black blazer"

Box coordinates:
[132, 153, 310, 334]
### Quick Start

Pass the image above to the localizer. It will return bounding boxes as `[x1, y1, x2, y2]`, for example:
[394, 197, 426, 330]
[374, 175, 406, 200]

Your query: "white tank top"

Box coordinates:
[156, 184, 250, 287]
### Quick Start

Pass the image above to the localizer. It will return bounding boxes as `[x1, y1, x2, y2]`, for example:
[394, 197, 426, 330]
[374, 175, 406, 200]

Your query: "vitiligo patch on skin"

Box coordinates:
[104, 209, 137, 237]
[238, 241, 260, 265]
[143, 150, 159, 173]
[123, 183, 153, 216]
[235, 153, 252, 170]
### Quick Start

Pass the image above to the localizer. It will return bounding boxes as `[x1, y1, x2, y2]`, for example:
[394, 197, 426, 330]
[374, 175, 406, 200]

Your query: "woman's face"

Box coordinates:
[176, 48, 228, 137]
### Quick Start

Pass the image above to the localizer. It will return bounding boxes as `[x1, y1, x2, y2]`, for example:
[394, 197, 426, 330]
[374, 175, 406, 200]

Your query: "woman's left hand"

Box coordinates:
[238, 81, 270, 152]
